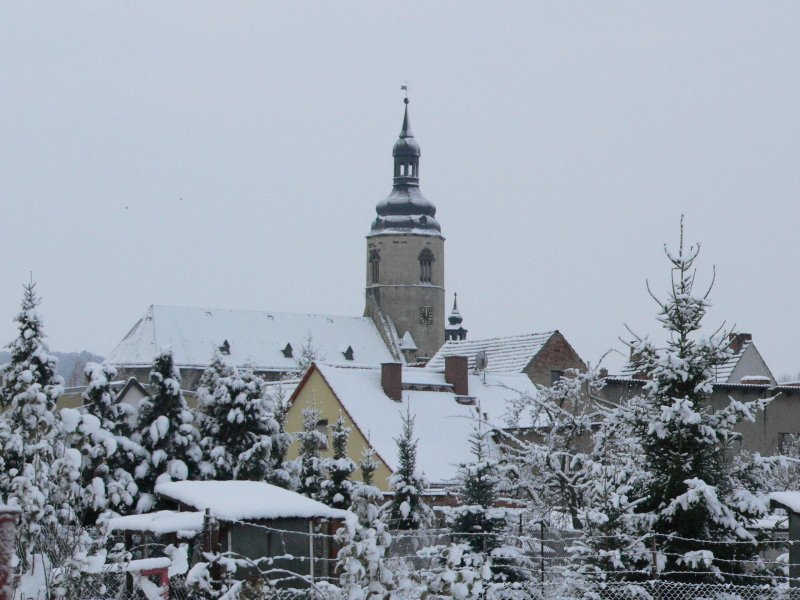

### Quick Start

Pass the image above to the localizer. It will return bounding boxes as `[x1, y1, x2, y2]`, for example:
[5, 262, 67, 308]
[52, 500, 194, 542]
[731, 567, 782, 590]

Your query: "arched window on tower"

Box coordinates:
[419, 248, 434, 283]
[369, 249, 380, 284]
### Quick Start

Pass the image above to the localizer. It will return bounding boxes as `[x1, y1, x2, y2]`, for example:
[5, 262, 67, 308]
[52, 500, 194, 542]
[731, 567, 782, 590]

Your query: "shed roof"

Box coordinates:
[769, 491, 800, 514]
[155, 480, 348, 521]
[104, 305, 398, 372]
[108, 510, 204, 536]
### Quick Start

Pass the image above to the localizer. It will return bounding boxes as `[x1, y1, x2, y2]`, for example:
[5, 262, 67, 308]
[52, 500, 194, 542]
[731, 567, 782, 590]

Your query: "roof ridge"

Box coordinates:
[150, 304, 373, 321]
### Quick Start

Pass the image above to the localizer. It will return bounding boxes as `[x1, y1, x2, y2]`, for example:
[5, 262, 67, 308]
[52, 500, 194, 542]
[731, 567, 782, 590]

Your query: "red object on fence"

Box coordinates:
[0, 505, 20, 600]
[140, 567, 169, 600]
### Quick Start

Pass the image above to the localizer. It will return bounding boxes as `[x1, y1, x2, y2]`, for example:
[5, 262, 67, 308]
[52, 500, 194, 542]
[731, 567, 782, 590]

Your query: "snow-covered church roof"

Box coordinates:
[425, 331, 557, 373]
[104, 305, 398, 372]
[307, 363, 537, 485]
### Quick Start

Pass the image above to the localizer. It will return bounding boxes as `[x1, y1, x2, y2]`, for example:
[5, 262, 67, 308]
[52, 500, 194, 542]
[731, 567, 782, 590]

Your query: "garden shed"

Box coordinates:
[153, 480, 349, 583]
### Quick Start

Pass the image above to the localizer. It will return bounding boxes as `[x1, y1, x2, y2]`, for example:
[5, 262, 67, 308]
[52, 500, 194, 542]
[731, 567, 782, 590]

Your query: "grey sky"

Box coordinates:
[1, 3, 799, 377]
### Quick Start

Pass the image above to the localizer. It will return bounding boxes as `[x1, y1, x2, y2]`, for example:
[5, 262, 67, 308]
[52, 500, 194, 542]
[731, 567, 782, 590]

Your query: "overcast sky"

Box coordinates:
[2, 3, 799, 377]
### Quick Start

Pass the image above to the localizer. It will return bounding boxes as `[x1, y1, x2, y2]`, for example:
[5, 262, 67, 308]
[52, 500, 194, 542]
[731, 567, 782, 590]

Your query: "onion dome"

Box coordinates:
[371, 98, 440, 234]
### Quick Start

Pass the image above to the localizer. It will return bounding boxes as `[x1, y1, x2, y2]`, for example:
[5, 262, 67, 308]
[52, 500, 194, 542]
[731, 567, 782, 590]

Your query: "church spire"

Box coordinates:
[400, 97, 414, 139]
[371, 97, 440, 234]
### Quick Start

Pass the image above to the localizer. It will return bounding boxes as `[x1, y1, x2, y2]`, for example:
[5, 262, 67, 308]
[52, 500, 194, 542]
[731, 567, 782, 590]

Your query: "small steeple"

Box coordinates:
[448, 293, 463, 326]
[446, 293, 467, 341]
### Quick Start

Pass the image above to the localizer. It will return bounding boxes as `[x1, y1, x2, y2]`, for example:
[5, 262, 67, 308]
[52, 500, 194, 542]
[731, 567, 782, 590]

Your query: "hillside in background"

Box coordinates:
[0, 350, 104, 387]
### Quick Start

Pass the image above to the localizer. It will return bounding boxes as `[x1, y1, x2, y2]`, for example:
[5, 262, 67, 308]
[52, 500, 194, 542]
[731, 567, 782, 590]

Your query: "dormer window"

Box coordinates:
[343, 346, 354, 361]
[219, 340, 230, 356]
[369, 249, 380, 284]
[419, 248, 434, 283]
[282, 343, 293, 358]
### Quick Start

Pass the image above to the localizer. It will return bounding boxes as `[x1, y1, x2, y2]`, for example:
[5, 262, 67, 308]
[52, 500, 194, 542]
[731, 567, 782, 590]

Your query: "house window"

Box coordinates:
[316, 419, 329, 450]
[550, 370, 564, 385]
[369, 249, 380, 284]
[419, 248, 434, 283]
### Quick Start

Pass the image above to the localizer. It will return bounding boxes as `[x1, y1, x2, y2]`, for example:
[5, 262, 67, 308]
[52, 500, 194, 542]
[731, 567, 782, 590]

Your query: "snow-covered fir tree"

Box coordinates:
[295, 403, 326, 499]
[73, 363, 142, 518]
[197, 357, 281, 481]
[320, 414, 356, 509]
[0, 284, 67, 539]
[336, 479, 409, 598]
[134, 349, 200, 512]
[623, 221, 775, 583]
[0, 282, 63, 427]
[295, 334, 321, 376]
[566, 395, 652, 588]
[385, 408, 434, 529]
[450, 419, 506, 556]
[265, 381, 296, 489]
[360, 445, 379, 487]
[0, 284, 91, 594]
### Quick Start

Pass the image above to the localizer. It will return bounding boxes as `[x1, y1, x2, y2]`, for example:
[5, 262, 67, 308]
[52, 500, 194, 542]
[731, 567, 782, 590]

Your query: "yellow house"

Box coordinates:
[285, 359, 537, 492]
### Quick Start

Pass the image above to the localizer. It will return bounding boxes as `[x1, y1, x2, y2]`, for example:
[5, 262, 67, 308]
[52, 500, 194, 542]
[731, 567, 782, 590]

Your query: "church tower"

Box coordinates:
[365, 98, 445, 362]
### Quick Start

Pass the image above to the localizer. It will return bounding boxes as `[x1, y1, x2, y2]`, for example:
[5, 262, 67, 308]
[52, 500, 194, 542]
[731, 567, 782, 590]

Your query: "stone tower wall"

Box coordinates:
[365, 233, 445, 360]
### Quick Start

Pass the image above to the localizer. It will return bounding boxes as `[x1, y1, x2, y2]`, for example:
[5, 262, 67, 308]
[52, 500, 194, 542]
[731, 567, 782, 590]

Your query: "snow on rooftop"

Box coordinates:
[314, 364, 536, 484]
[155, 480, 349, 521]
[425, 332, 556, 373]
[399, 331, 417, 351]
[108, 510, 204, 536]
[104, 305, 397, 371]
[770, 491, 800, 514]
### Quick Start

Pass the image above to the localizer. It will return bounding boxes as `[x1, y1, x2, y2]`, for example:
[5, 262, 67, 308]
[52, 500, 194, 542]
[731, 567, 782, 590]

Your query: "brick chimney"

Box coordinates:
[381, 362, 402, 401]
[444, 355, 469, 396]
[728, 332, 752, 354]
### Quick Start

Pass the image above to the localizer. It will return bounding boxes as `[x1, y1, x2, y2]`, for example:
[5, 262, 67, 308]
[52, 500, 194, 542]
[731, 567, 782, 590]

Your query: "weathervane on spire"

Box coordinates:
[401, 83, 409, 104]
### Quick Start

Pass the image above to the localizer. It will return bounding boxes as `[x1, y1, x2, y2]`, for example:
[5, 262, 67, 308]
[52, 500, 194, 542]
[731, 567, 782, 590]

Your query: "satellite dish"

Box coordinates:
[475, 350, 488, 372]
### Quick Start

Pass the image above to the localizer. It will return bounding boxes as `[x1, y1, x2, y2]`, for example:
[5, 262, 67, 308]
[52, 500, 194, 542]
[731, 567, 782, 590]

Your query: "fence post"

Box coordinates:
[540, 522, 545, 585]
[308, 521, 315, 583]
[0, 505, 20, 600]
[650, 534, 658, 580]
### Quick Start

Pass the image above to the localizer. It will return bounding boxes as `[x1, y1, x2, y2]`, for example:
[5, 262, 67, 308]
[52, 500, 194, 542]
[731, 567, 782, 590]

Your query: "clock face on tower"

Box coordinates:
[418, 305, 433, 325]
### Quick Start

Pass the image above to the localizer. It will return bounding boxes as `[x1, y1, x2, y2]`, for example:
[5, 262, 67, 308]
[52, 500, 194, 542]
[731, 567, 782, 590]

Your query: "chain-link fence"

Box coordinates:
[9, 521, 799, 599]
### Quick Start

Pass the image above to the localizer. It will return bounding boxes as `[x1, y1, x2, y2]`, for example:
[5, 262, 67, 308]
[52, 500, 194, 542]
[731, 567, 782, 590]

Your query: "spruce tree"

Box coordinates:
[134, 349, 200, 512]
[197, 361, 280, 481]
[0, 282, 63, 428]
[451, 421, 505, 555]
[0, 283, 85, 585]
[386, 408, 434, 529]
[319, 414, 356, 509]
[296, 403, 326, 499]
[294, 334, 320, 376]
[359, 445, 379, 487]
[336, 473, 404, 597]
[265, 382, 296, 490]
[70, 363, 142, 518]
[625, 220, 773, 583]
